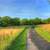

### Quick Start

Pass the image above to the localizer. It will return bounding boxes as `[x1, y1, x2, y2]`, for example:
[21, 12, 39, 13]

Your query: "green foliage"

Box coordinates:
[0, 16, 50, 27]
[0, 16, 11, 27]
[20, 19, 29, 25]
[10, 18, 20, 26]
[32, 17, 42, 25]
[47, 18, 50, 23]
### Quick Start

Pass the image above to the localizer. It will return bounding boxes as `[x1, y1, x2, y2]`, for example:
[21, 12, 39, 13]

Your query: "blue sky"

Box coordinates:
[0, 0, 50, 18]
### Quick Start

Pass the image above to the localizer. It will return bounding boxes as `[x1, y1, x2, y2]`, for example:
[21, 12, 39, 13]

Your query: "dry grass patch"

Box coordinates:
[40, 24, 50, 32]
[0, 28, 23, 36]
[35, 24, 50, 42]
[0, 27, 24, 50]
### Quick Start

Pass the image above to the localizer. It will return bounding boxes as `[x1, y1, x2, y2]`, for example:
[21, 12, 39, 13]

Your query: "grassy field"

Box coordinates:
[34, 24, 50, 42]
[0, 27, 28, 50]
[6, 27, 28, 50]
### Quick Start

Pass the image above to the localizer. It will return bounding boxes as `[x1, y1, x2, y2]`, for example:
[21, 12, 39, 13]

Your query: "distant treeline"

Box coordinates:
[0, 16, 50, 27]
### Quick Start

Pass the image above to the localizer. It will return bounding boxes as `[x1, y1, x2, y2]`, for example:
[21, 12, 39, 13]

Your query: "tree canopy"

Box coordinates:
[0, 16, 50, 27]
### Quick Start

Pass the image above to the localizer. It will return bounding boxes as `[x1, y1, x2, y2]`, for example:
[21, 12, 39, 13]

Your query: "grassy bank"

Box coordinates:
[35, 26, 50, 42]
[0, 27, 25, 50]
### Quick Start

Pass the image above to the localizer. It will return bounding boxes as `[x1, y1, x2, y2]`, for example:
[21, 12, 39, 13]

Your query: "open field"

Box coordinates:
[1, 24, 50, 50]
[35, 24, 50, 42]
[40, 24, 50, 32]
[0, 27, 27, 50]
[6, 27, 28, 50]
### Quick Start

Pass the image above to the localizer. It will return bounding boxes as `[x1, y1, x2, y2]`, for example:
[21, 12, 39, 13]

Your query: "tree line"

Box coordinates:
[0, 16, 50, 27]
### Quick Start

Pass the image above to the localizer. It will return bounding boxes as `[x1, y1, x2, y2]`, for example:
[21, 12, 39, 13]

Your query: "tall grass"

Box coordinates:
[5, 27, 27, 50]
[0, 28, 24, 50]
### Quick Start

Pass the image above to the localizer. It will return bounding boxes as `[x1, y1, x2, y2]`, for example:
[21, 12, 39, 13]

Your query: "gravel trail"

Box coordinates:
[27, 29, 39, 50]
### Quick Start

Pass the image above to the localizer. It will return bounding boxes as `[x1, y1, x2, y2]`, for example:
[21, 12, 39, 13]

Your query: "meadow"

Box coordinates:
[0, 24, 50, 50]
[35, 24, 50, 42]
[0, 27, 28, 50]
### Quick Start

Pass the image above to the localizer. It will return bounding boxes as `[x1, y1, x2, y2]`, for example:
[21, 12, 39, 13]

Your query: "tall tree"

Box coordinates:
[32, 17, 42, 25]
[20, 19, 29, 25]
[10, 17, 20, 26]
[0, 16, 11, 27]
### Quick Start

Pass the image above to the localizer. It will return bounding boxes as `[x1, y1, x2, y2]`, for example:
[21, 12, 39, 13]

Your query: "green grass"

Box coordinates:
[5, 27, 28, 50]
[0, 27, 25, 50]
[35, 26, 50, 42]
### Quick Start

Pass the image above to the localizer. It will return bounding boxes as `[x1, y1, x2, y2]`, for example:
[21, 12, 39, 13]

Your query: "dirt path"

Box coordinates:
[27, 29, 39, 50]
[29, 29, 50, 50]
